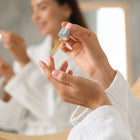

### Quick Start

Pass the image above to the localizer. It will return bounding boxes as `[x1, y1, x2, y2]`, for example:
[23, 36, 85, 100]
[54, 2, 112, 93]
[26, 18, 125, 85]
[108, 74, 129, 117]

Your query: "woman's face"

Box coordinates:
[31, 0, 72, 37]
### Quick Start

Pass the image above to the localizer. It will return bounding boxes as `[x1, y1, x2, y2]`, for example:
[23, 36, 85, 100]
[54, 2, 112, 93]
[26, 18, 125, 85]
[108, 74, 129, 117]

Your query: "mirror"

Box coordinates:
[0, 0, 139, 135]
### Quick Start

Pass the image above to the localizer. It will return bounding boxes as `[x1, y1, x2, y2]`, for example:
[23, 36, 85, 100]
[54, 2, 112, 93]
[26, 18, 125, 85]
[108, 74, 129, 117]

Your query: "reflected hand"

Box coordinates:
[60, 22, 116, 89]
[1, 31, 30, 68]
[0, 59, 15, 83]
[40, 58, 111, 110]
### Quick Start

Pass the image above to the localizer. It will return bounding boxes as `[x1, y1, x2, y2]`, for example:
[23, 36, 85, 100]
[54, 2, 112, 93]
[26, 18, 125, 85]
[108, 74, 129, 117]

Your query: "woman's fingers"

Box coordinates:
[47, 56, 55, 71]
[52, 70, 77, 87]
[39, 60, 52, 79]
[61, 22, 69, 27]
[39, 60, 74, 98]
[1, 31, 15, 43]
[1, 31, 24, 49]
[62, 22, 94, 46]
[65, 38, 76, 49]
[0, 61, 14, 78]
[59, 61, 68, 72]
[1, 31, 23, 42]
[68, 70, 73, 75]
[1, 31, 22, 50]
[59, 42, 72, 55]
[58, 61, 73, 75]
[39, 60, 61, 87]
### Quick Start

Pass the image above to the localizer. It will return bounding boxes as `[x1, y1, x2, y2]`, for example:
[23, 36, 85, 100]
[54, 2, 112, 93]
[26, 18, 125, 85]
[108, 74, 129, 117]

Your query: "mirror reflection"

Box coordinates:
[0, 0, 139, 137]
[0, 0, 86, 135]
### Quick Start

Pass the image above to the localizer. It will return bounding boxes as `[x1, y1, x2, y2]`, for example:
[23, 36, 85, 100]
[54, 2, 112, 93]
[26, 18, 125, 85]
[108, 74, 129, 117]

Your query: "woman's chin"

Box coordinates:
[40, 31, 48, 37]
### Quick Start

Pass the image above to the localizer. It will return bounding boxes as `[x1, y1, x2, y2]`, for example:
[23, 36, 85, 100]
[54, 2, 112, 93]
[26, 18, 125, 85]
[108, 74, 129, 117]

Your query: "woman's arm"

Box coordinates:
[40, 59, 134, 139]
[68, 106, 134, 140]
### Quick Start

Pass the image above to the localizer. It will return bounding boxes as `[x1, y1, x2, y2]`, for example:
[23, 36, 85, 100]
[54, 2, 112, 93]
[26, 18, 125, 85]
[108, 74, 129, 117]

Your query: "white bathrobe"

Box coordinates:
[0, 35, 88, 135]
[68, 71, 140, 140]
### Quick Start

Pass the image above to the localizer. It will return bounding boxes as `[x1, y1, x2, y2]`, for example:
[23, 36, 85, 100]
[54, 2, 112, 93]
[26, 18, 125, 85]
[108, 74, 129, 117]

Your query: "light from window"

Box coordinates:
[97, 8, 127, 79]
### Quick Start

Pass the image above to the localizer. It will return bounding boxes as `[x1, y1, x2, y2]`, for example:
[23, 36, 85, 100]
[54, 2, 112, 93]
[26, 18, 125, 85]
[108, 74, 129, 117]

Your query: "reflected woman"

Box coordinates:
[0, 0, 88, 135]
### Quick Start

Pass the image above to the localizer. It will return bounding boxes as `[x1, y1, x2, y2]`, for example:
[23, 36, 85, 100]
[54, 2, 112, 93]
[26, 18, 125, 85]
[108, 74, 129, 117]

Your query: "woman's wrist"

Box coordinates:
[20, 57, 30, 68]
[5, 72, 15, 84]
[88, 87, 112, 110]
[90, 62, 116, 90]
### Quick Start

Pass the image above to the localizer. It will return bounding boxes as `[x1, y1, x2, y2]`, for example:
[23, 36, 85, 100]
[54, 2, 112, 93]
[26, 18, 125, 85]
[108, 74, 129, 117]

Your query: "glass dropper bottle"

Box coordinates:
[51, 23, 71, 55]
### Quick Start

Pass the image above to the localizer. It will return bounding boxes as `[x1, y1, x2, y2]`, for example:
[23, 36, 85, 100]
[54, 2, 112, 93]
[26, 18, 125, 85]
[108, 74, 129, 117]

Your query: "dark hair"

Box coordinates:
[56, 0, 88, 28]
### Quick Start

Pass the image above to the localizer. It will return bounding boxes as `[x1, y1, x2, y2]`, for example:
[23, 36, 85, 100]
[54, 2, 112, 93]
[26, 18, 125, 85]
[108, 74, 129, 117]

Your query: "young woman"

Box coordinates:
[0, 0, 88, 135]
[40, 23, 140, 139]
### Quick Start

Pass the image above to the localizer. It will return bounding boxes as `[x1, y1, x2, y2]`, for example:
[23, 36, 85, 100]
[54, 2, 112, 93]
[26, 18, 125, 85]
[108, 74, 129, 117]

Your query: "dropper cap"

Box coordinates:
[58, 23, 71, 40]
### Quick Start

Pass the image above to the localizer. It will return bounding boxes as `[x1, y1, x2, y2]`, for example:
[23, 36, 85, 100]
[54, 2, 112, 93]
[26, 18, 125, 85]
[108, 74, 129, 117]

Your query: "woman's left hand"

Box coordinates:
[40, 56, 73, 81]
[1, 31, 30, 68]
[39, 57, 111, 110]
[0, 59, 15, 83]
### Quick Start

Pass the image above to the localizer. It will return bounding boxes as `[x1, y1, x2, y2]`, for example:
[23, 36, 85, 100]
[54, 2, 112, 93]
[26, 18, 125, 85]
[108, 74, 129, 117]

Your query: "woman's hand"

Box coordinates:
[60, 22, 116, 90]
[1, 31, 30, 68]
[0, 59, 14, 102]
[39, 57, 111, 110]
[0, 59, 15, 83]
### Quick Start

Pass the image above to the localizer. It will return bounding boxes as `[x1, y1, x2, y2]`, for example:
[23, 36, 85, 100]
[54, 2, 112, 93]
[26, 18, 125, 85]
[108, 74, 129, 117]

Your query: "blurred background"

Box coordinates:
[0, 0, 140, 84]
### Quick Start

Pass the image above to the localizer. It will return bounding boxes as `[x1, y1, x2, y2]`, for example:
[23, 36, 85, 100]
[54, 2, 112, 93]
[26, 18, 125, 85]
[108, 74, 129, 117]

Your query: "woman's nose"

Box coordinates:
[32, 11, 40, 23]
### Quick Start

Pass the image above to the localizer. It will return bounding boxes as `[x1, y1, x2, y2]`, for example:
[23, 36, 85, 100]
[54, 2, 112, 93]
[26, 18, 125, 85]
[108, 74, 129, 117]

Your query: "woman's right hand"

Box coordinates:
[1, 31, 30, 68]
[0, 60, 15, 83]
[60, 22, 116, 90]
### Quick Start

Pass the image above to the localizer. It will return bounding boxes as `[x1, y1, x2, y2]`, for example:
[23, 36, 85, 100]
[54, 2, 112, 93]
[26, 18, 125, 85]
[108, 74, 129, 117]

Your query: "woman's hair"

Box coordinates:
[56, 0, 88, 28]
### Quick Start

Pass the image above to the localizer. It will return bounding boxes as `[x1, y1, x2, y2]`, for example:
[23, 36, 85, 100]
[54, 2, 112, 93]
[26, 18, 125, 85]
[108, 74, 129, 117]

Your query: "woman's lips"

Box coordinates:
[37, 22, 46, 30]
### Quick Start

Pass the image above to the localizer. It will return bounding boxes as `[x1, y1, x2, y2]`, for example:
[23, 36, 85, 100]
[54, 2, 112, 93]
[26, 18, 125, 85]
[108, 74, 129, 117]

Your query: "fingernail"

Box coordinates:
[47, 57, 50, 64]
[39, 61, 44, 68]
[68, 24, 77, 32]
[52, 70, 59, 77]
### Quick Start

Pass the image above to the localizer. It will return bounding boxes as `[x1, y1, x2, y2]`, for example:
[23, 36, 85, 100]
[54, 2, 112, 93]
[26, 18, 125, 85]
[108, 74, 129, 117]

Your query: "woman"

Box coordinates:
[40, 23, 140, 139]
[0, 0, 88, 135]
